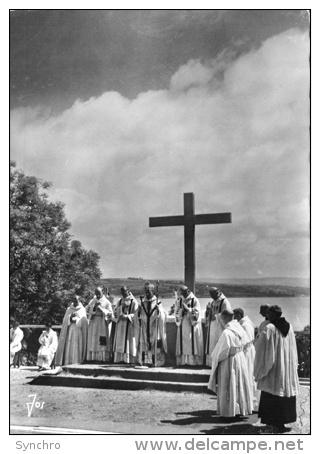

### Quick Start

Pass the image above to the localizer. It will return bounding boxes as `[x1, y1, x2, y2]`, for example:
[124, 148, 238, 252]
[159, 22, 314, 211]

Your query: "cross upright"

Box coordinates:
[149, 193, 232, 293]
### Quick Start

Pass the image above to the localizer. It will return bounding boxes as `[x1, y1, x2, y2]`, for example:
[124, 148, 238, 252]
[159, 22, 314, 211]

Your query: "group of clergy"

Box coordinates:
[53, 282, 167, 368]
[52, 282, 222, 370]
[11, 281, 299, 433]
[206, 290, 300, 433]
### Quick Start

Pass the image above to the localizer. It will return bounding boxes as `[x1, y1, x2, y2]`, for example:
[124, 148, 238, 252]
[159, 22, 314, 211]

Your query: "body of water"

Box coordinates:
[160, 296, 310, 332]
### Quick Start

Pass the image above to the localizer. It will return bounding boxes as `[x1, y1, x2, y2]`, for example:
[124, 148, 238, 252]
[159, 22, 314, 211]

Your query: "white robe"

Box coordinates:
[136, 295, 167, 366]
[239, 315, 258, 410]
[208, 320, 253, 417]
[257, 319, 269, 336]
[113, 293, 139, 363]
[10, 327, 24, 365]
[55, 302, 88, 366]
[86, 295, 113, 362]
[254, 322, 300, 397]
[175, 292, 204, 366]
[37, 329, 58, 369]
[205, 293, 232, 366]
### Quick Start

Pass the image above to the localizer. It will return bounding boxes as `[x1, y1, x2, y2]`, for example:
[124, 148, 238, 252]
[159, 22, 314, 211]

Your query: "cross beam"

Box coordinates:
[149, 193, 232, 293]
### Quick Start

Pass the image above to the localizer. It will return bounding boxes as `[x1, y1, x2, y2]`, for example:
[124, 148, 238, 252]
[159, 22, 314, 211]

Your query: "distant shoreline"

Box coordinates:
[101, 278, 309, 299]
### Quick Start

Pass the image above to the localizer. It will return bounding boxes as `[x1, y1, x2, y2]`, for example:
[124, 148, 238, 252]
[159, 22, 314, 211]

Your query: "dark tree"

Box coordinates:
[10, 161, 102, 324]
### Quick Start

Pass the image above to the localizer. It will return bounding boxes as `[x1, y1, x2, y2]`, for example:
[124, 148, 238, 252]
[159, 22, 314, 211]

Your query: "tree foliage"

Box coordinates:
[10, 162, 102, 324]
[295, 325, 310, 378]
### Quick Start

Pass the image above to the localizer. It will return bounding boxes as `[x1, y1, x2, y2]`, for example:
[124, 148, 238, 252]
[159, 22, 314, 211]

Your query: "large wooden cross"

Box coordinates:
[149, 193, 232, 293]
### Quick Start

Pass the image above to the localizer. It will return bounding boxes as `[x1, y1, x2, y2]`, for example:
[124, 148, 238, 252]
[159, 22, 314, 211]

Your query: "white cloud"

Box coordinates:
[10, 29, 310, 279]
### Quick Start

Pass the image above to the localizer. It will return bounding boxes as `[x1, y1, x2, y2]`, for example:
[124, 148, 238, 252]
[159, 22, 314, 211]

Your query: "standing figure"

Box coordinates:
[10, 320, 24, 368]
[37, 322, 58, 370]
[175, 285, 204, 366]
[113, 286, 139, 364]
[55, 295, 88, 366]
[233, 308, 258, 411]
[86, 286, 113, 362]
[136, 282, 167, 367]
[205, 287, 232, 367]
[254, 305, 300, 433]
[108, 295, 117, 363]
[208, 309, 253, 417]
[257, 304, 270, 336]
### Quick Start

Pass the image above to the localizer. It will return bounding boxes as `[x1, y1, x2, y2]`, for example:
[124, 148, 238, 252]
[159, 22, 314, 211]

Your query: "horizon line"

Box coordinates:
[101, 276, 310, 281]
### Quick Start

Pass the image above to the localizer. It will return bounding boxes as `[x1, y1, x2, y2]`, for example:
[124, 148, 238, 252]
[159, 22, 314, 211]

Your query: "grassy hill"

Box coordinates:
[200, 277, 310, 288]
[101, 277, 310, 299]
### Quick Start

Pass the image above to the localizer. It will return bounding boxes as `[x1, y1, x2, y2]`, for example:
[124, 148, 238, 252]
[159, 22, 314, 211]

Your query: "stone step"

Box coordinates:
[29, 364, 309, 393]
[61, 364, 211, 383]
[31, 373, 212, 394]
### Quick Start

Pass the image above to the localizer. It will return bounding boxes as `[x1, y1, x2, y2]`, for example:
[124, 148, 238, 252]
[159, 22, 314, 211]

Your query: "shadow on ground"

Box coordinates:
[161, 410, 256, 434]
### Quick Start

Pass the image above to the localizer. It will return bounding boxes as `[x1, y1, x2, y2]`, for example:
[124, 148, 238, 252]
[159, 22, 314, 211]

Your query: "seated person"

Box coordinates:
[37, 322, 58, 371]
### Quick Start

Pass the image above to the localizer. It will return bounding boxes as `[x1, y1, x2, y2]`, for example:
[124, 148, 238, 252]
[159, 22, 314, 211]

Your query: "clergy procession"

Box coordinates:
[10, 283, 300, 433]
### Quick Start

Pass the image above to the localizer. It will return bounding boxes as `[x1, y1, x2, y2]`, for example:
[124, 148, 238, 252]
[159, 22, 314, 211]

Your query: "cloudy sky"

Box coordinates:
[10, 10, 310, 281]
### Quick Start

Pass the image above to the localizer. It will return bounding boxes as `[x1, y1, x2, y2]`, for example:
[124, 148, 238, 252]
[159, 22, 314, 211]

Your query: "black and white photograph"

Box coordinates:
[9, 7, 310, 445]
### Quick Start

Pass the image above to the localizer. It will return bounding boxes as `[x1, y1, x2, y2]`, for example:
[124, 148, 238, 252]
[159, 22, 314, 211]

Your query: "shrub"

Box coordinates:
[295, 325, 310, 378]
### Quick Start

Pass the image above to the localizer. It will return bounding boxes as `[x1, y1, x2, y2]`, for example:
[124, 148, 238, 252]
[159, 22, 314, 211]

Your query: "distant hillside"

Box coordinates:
[199, 277, 310, 288]
[101, 277, 310, 299]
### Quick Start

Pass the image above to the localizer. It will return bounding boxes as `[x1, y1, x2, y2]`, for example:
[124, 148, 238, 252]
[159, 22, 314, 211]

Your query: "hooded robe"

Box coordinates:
[254, 319, 299, 427]
[208, 319, 253, 417]
[239, 315, 259, 410]
[205, 293, 232, 367]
